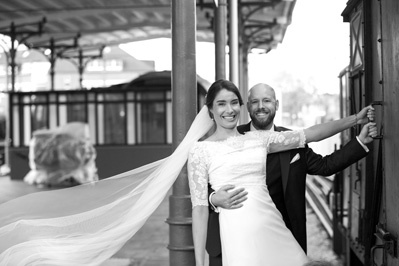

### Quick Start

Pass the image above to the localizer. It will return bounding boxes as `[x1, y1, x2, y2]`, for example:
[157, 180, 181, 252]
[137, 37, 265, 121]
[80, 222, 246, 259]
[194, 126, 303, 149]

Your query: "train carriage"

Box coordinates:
[333, 0, 399, 265]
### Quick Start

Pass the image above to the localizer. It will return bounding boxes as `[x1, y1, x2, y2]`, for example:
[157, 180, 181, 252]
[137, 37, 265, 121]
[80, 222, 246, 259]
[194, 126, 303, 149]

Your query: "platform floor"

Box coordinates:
[0, 176, 342, 266]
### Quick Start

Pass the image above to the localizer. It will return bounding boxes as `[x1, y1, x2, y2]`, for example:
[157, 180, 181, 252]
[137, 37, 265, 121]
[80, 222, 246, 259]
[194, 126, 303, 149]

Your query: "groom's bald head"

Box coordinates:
[247, 83, 279, 130]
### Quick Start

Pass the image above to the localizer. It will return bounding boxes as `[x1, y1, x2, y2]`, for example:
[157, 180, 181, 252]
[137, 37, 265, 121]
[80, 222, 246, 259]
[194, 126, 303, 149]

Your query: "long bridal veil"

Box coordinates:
[0, 106, 214, 266]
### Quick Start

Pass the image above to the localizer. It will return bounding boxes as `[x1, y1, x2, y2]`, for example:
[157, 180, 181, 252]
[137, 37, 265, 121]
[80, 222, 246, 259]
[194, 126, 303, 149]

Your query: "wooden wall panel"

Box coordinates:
[381, 0, 399, 265]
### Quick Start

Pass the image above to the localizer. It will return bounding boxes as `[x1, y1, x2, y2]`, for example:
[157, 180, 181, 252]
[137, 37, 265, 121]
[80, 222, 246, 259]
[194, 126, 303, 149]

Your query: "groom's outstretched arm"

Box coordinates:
[306, 124, 376, 176]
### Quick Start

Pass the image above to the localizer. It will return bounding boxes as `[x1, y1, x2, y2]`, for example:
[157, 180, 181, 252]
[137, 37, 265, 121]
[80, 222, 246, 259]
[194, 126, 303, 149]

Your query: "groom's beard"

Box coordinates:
[250, 108, 276, 130]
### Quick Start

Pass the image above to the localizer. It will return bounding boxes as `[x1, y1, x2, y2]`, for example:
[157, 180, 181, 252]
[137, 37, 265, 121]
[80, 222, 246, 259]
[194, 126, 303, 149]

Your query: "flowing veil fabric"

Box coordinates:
[0, 106, 214, 266]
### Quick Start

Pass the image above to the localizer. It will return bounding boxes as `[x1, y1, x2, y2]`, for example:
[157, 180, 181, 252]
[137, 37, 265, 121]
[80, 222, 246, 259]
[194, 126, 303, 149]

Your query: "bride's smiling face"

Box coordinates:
[210, 89, 241, 129]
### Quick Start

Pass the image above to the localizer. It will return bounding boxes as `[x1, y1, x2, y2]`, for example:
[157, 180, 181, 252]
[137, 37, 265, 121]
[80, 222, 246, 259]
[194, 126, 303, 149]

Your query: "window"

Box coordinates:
[105, 59, 123, 72]
[67, 94, 87, 123]
[103, 93, 126, 144]
[86, 59, 124, 72]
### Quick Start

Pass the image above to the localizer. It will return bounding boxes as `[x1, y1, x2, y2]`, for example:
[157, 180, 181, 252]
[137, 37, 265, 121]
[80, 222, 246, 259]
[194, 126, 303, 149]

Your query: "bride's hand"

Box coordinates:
[356, 105, 375, 124]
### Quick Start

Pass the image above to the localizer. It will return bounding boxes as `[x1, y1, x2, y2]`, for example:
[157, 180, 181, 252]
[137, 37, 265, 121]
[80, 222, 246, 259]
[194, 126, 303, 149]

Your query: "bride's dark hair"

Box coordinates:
[205, 79, 244, 116]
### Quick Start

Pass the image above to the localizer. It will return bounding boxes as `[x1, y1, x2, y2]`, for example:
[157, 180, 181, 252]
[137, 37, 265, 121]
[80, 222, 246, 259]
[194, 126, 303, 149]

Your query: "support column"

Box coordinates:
[78, 49, 84, 89]
[239, 44, 249, 123]
[167, 0, 197, 265]
[0, 42, 9, 91]
[31, 34, 79, 91]
[215, 0, 227, 80]
[59, 46, 104, 90]
[229, 0, 239, 85]
[49, 38, 56, 91]
[0, 18, 46, 92]
[10, 24, 16, 92]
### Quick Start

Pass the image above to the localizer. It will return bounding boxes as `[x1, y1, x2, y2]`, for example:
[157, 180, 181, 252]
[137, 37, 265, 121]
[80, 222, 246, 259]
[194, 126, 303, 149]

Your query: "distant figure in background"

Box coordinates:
[24, 122, 98, 187]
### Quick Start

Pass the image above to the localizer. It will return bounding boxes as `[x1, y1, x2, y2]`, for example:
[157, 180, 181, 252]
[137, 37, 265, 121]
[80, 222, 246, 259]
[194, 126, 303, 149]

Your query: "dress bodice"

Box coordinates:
[187, 130, 306, 207]
[202, 134, 267, 189]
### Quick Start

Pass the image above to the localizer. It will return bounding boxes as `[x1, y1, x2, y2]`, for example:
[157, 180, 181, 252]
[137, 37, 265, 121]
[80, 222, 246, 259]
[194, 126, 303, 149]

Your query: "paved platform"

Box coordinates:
[0, 176, 342, 266]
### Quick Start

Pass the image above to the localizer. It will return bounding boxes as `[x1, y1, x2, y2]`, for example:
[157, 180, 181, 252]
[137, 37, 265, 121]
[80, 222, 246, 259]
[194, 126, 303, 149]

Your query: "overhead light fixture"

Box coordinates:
[22, 51, 30, 58]
[103, 46, 111, 54]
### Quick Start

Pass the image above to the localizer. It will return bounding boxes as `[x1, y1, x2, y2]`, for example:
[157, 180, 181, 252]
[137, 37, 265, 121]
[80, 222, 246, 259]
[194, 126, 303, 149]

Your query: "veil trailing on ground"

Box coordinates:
[0, 106, 214, 266]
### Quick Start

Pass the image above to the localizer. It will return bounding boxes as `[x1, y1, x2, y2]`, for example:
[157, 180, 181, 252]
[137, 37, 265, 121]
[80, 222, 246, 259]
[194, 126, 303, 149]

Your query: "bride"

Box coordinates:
[187, 79, 376, 266]
[0, 79, 375, 265]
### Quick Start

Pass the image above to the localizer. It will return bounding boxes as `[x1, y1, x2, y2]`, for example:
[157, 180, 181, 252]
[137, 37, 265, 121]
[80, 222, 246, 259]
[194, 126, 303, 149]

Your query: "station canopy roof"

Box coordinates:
[0, 0, 296, 54]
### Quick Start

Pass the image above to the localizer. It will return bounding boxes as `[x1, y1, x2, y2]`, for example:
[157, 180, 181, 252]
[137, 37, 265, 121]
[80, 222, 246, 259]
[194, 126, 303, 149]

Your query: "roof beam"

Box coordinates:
[0, 5, 170, 29]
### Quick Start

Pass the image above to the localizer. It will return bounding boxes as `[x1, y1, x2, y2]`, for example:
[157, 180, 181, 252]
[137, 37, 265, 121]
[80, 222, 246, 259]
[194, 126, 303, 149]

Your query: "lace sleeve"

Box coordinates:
[265, 130, 306, 154]
[187, 142, 209, 208]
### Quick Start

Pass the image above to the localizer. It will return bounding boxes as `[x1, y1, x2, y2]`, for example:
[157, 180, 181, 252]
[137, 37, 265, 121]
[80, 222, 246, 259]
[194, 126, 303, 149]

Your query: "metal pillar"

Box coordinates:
[59, 46, 104, 89]
[0, 18, 45, 92]
[10, 24, 16, 92]
[239, 43, 249, 123]
[49, 38, 56, 90]
[167, 0, 197, 266]
[228, 0, 239, 85]
[31, 34, 79, 90]
[214, 0, 227, 80]
[0, 41, 9, 91]
[0, 42, 10, 168]
[78, 50, 84, 89]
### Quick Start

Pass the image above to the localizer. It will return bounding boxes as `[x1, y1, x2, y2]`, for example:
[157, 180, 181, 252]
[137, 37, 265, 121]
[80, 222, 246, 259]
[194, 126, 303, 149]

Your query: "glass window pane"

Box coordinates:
[104, 93, 124, 101]
[31, 105, 48, 131]
[140, 102, 165, 144]
[138, 92, 164, 100]
[67, 94, 87, 122]
[104, 103, 126, 144]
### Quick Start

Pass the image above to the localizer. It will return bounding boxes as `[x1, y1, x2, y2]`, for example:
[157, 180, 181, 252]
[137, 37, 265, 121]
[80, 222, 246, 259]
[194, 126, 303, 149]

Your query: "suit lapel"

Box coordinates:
[275, 126, 291, 195]
[279, 152, 291, 195]
[237, 122, 251, 134]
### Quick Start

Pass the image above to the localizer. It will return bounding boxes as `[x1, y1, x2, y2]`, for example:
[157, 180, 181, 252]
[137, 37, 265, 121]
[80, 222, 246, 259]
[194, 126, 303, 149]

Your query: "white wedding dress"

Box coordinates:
[188, 130, 310, 266]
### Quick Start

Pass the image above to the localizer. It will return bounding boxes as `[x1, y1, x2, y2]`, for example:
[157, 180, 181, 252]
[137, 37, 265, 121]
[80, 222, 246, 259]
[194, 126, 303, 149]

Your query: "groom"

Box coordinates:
[206, 83, 374, 266]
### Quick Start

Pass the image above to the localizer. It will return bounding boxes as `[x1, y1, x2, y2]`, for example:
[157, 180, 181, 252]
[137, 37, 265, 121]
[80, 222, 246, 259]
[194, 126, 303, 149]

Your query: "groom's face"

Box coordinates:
[247, 85, 279, 130]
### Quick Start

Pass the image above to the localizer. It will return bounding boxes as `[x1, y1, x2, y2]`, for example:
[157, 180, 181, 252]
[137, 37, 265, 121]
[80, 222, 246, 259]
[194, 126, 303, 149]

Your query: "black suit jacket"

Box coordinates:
[206, 122, 368, 260]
